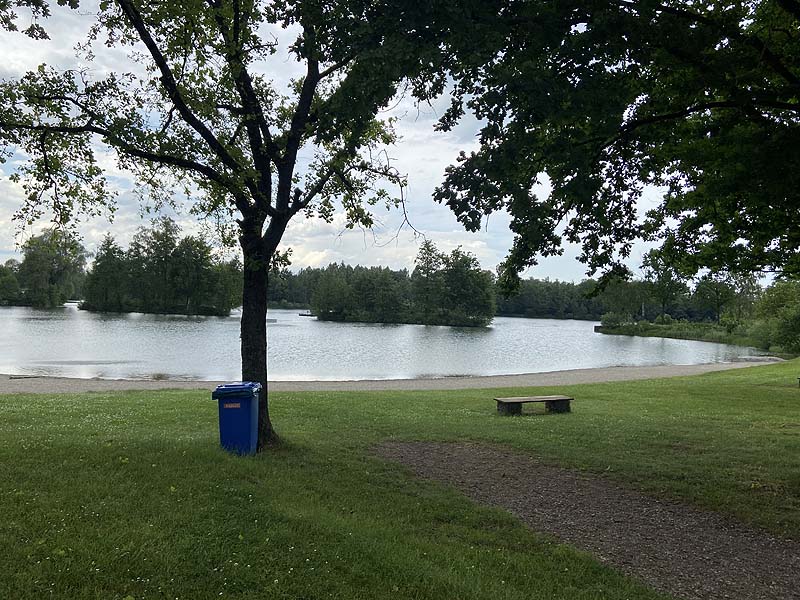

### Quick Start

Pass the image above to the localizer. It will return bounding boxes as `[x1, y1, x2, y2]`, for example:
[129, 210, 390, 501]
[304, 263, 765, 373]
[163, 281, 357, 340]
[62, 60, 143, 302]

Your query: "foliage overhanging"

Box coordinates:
[434, 0, 800, 288]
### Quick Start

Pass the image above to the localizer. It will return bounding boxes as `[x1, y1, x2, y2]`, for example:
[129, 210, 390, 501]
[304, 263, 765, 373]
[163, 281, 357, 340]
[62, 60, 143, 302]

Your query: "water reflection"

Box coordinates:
[0, 306, 764, 381]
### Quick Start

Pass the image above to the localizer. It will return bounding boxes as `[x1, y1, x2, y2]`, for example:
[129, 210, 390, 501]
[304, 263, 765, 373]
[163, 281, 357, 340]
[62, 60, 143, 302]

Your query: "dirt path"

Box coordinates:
[0, 359, 777, 394]
[376, 441, 800, 600]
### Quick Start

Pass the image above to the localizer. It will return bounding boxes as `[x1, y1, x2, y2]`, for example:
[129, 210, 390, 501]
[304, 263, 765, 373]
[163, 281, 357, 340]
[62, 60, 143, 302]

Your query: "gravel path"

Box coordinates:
[0, 359, 777, 394]
[376, 441, 800, 600]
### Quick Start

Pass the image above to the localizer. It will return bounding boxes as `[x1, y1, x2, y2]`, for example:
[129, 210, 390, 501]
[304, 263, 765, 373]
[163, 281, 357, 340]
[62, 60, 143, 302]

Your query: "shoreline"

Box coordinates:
[0, 357, 781, 394]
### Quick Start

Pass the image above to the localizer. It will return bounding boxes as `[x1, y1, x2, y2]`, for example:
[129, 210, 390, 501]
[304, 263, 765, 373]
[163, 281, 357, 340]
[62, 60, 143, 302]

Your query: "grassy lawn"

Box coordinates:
[2, 360, 799, 599]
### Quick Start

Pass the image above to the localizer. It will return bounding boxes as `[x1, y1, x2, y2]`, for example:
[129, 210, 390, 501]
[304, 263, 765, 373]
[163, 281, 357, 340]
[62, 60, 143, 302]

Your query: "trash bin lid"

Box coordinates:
[212, 381, 262, 399]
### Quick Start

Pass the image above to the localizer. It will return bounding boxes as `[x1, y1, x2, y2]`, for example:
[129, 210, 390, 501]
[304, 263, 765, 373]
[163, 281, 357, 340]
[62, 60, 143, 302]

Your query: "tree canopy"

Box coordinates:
[13, 230, 86, 307]
[82, 220, 241, 315]
[435, 0, 800, 287]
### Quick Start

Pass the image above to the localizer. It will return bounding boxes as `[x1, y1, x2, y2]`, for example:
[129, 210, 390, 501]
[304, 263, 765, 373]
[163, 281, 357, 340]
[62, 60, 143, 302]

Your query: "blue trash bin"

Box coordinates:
[212, 381, 261, 455]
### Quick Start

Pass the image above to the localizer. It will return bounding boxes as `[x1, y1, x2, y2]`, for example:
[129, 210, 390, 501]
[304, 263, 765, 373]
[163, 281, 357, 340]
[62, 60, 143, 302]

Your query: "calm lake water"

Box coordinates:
[0, 304, 763, 381]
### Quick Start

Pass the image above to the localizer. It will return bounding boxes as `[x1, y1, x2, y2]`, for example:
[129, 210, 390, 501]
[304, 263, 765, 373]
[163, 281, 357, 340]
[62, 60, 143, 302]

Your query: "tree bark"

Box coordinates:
[239, 222, 275, 449]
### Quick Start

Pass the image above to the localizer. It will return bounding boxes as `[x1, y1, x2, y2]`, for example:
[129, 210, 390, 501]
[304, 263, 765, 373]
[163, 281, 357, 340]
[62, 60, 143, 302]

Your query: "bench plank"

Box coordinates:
[495, 395, 572, 404]
[494, 395, 573, 415]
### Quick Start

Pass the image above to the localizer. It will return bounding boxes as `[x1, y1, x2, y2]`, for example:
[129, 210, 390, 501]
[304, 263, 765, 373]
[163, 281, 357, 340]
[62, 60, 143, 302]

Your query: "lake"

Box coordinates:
[0, 304, 764, 381]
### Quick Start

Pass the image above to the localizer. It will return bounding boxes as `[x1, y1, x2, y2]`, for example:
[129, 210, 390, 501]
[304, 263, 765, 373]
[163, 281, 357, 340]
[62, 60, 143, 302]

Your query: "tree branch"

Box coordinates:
[282, 59, 320, 167]
[625, 99, 796, 133]
[206, 0, 278, 216]
[319, 56, 353, 79]
[334, 166, 355, 193]
[294, 163, 336, 213]
[114, 0, 248, 179]
[227, 120, 246, 146]
[278, 36, 321, 212]
[586, 97, 798, 156]
[0, 119, 256, 216]
[215, 102, 245, 115]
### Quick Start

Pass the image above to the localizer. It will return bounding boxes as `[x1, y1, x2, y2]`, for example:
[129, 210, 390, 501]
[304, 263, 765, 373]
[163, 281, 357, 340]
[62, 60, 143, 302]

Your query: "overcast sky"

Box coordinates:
[0, 5, 657, 281]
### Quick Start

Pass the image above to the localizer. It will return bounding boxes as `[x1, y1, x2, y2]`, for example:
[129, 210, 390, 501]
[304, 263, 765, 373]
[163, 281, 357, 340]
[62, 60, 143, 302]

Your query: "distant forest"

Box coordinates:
[2, 219, 798, 344]
[0, 218, 240, 316]
[266, 262, 756, 324]
[266, 266, 766, 323]
[266, 259, 605, 322]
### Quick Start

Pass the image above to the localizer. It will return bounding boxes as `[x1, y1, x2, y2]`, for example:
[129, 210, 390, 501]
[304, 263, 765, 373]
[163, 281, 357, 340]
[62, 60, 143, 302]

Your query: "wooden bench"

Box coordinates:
[494, 395, 573, 415]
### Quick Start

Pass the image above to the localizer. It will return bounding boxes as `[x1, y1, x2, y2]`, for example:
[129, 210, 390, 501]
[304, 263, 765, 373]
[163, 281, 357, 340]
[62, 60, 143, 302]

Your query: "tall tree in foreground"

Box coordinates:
[436, 0, 800, 288]
[0, 1, 489, 448]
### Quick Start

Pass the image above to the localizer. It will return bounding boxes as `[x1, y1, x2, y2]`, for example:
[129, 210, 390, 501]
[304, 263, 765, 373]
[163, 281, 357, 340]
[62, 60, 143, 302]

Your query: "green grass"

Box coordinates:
[2, 360, 800, 599]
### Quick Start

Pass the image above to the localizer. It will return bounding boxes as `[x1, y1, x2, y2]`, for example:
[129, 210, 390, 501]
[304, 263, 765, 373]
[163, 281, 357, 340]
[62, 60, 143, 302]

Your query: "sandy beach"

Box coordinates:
[0, 358, 779, 394]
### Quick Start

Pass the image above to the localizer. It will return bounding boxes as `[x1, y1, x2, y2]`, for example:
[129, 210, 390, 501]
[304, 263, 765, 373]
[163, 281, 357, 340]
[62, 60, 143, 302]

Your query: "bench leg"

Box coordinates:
[545, 399, 571, 413]
[497, 402, 522, 415]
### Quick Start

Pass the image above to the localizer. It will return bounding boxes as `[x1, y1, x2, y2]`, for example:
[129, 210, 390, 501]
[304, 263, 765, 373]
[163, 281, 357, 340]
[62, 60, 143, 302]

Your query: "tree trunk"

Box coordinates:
[239, 224, 275, 449]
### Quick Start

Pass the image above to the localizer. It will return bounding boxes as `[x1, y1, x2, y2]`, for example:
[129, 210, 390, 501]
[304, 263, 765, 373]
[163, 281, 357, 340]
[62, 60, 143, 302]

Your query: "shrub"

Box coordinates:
[744, 319, 776, 350]
[720, 313, 740, 334]
[775, 303, 800, 353]
[601, 312, 627, 328]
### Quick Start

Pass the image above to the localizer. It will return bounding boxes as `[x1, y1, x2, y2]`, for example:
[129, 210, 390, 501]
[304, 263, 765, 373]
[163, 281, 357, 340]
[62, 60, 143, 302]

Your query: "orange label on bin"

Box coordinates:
[223, 402, 241, 409]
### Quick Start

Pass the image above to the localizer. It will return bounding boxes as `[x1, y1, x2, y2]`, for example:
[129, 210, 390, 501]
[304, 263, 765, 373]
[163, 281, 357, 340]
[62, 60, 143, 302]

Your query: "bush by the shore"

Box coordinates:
[596, 319, 788, 353]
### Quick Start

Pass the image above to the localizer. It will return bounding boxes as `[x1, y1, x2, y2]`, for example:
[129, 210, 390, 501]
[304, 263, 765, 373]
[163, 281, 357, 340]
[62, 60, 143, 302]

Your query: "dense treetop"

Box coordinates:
[309, 241, 497, 326]
[435, 0, 800, 287]
[82, 218, 241, 315]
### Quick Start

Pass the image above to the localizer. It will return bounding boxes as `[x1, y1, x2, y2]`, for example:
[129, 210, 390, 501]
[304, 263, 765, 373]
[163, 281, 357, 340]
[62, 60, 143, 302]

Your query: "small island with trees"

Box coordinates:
[308, 240, 496, 327]
[0, 218, 241, 316]
[80, 218, 241, 316]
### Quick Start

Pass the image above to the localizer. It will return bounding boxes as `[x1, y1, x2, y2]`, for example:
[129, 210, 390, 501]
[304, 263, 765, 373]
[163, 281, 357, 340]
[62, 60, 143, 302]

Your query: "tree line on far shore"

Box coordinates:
[265, 258, 772, 325]
[2, 221, 799, 346]
[594, 256, 800, 354]
[0, 230, 87, 308]
[0, 218, 240, 316]
[0, 226, 499, 327]
[266, 250, 800, 349]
